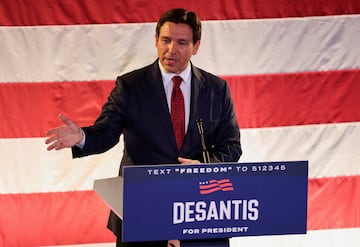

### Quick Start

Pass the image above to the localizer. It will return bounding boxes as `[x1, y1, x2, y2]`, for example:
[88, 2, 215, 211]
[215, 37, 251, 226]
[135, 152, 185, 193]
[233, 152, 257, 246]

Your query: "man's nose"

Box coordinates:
[168, 41, 177, 53]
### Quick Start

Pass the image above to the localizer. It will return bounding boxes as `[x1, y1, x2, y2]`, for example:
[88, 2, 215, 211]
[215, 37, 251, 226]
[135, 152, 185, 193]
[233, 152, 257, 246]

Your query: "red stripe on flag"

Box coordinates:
[0, 176, 359, 246]
[0, 80, 114, 138]
[226, 69, 360, 128]
[308, 175, 360, 230]
[1, 70, 359, 138]
[1, 0, 360, 26]
[0, 191, 115, 247]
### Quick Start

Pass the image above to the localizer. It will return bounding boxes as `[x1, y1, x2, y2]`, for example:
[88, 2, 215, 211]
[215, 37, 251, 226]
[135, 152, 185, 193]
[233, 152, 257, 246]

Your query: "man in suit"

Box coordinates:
[46, 8, 241, 247]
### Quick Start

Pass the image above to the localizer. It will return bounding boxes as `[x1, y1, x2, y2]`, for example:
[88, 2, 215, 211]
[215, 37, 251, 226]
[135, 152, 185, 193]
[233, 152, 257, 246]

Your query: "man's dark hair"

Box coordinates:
[156, 8, 202, 44]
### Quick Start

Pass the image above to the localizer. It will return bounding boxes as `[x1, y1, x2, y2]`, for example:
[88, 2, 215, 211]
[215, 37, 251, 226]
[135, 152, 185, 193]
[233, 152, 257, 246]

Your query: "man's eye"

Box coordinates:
[178, 40, 189, 45]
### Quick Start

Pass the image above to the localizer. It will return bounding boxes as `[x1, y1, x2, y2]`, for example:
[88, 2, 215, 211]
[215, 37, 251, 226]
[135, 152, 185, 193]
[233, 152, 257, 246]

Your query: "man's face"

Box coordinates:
[155, 22, 200, 74]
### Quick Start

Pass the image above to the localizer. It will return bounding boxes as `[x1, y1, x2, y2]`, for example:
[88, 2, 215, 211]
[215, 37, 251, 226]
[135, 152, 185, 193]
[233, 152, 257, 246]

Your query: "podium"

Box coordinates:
[94, 161, 308, 246]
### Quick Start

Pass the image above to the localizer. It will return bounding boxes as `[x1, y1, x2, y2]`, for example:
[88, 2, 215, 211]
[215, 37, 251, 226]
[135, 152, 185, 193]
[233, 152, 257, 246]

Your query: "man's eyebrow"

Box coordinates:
[160, 36, 189, 42]
[160, 35, 171, 40]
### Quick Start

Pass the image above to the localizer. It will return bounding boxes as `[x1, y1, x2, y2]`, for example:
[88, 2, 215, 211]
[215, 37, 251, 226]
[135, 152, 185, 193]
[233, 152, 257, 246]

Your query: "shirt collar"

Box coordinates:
[158, 61, 191, 87]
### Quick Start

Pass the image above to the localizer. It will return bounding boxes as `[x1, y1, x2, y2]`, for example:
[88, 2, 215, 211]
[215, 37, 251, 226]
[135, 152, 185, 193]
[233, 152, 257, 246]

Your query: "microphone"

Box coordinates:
[196, 118, 210, 163]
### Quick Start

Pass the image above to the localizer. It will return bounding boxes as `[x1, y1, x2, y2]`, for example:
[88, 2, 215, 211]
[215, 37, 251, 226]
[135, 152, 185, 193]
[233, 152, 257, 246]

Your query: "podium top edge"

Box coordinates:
[123, 160, 309, 169]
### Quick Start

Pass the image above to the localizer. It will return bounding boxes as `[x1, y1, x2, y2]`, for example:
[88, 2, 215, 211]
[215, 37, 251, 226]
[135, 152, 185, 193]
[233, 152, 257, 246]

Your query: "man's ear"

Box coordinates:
[192, 40, 201, 55]
[155, 34, 159, 47]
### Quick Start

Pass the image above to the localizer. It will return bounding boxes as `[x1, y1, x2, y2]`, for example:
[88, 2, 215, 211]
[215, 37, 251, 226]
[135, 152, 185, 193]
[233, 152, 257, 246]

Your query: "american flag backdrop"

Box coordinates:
[1, 0, 360, 246]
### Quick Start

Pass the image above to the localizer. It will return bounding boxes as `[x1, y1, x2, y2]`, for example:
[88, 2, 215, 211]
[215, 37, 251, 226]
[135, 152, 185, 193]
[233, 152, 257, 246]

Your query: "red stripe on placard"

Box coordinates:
[0, 176, 359, 246]
[0, 191, 115, 247]
[1, 0, 360, 26]
[1, 69, 359, 138]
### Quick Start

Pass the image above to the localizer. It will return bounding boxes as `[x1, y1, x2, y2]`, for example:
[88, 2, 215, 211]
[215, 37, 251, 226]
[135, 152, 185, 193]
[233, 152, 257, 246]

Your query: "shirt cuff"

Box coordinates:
[75, 128, 86, 149]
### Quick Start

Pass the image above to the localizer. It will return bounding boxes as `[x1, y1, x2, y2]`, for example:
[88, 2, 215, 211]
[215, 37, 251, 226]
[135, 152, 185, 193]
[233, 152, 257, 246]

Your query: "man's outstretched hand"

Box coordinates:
[45, 114, 83, 151]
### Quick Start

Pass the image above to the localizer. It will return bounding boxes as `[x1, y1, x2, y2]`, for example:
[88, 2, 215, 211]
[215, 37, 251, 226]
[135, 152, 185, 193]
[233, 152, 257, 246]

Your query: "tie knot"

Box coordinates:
[172, 76, 183, 88]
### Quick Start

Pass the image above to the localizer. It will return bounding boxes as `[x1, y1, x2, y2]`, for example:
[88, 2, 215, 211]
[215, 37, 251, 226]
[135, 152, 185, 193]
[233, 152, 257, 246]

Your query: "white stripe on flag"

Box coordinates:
[39, 228, 360, 247]
[230, 228, 360, 247]
[0, 138, 122, 194]
[1, 15, 359, 83]
[1, 122, 359, 194]
[240, 122, 360, 178]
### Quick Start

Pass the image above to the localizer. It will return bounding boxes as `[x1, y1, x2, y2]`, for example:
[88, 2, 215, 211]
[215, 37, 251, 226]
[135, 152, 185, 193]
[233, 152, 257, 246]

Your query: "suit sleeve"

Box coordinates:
[209, 81, 242, 163]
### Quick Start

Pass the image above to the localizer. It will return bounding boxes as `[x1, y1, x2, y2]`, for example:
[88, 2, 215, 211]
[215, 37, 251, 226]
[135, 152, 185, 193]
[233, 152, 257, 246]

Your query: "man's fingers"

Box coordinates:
[167, 240, 180, 247]
[46, 127, 58, 137]
[59, 114, 73, 126]
[59, 113, 67, 121]
[46, 143, 56, 151]
[45, 135, 57, 144]
[47, 140, 67, 151]
[54, 142, 64, 150]
[178, 157, 200, 164]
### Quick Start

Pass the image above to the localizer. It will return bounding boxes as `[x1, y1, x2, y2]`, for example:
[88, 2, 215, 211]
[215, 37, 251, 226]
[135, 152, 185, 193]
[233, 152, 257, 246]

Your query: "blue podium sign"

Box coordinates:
[121, 161, 308, 242]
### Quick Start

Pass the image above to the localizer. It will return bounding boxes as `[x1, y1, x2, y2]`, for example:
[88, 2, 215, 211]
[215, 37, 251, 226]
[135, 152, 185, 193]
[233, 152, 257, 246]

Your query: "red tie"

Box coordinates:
[171, 76, 185, 150]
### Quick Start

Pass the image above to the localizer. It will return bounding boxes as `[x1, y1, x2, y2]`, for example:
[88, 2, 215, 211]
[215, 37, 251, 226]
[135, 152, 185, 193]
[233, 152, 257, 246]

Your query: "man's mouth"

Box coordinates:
[165, 57, 177, 63]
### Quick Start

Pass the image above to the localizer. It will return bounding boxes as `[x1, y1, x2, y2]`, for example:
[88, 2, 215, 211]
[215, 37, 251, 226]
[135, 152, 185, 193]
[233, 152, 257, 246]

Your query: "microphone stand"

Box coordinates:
[196, 118, 210, 164]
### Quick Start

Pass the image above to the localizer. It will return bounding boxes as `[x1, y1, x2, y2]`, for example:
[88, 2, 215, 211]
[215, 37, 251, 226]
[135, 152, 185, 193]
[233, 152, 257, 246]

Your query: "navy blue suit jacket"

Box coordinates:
[72, 60, 242, 237]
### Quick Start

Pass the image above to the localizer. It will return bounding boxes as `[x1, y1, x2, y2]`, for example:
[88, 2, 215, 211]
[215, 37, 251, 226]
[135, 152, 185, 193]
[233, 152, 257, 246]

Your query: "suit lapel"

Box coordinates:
[146, 61, 178, 150]
[188, 65, 205, 127]
[182, 65, 207, 152]
[144, 61, 208, 154]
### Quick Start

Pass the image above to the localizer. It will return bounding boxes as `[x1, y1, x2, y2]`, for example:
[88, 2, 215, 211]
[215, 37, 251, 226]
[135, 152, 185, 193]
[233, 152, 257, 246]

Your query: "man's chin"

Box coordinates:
[163, 64, 178, 73]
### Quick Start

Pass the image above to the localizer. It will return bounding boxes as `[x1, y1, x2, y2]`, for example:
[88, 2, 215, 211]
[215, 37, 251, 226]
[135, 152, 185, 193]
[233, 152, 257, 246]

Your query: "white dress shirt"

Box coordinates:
[158, 61, 191, 133]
